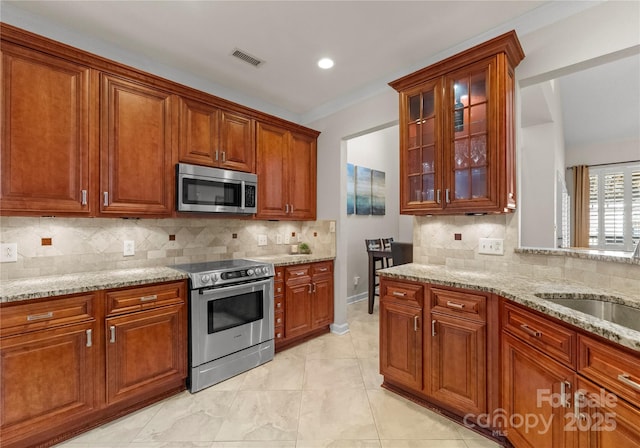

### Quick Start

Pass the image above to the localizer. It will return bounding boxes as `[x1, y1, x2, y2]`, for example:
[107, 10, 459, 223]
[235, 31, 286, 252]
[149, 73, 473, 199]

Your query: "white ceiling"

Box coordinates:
[4, 0, 554, 122]
[4, 0, 636, 149]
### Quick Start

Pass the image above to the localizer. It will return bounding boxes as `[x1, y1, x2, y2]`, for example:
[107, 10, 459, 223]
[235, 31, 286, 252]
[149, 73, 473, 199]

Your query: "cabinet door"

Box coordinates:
[288, 131, 316, 220]
[100, 74, 174, 216]
[179, 97, 219, 167]
[256, 122, 288, 219]
[311, 273, 333, 329]
[576, 377, 640, 448]
[429, 313, 486, 415]
[105, 304, 186, 405]
[1, 43, 92, 215]
[399, 80, 443, 214]
[0, 322, 96, 444]
[219, 110, 254, 172]
[443, 58, 499, 212]
[502, 332, 577, 448]
[284, 280, 312, 340]
[380, 301, 422, 390]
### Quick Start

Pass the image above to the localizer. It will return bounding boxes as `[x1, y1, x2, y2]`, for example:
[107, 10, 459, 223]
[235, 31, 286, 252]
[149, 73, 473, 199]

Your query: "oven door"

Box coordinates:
[191, 278, 273, 366]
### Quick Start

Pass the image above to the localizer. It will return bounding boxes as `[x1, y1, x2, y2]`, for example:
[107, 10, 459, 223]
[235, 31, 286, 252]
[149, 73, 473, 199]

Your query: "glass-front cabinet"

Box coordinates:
[391, 31, 524, 215]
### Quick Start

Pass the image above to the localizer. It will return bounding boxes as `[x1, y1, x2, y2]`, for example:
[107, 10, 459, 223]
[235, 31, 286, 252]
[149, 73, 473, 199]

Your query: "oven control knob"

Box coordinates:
[201, 274, 211, 284]
[261, 267, 268, 275]
[247, 269, 255, 276]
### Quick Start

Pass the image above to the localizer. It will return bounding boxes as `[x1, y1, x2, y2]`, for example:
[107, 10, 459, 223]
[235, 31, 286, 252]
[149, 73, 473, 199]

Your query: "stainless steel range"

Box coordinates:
[172, 259, 275, 392]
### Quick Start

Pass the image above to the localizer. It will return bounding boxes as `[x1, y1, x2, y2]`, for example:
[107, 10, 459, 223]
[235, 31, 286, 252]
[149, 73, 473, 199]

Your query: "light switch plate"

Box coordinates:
[276, 234, 283, 245]
[284, 234, 291, 244]
[478, 238, 504, 255]
[257, 234, 268, 246]
[123, 240, 135, 256]
[329, 221, 336, 233]
[0, 243, 18, 263]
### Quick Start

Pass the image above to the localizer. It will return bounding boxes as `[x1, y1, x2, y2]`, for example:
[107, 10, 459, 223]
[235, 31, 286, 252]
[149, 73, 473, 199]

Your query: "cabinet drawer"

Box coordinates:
[274, 310, 284, 327]
[430, 287, 486, 321]
[106, 281, 185, 316]
[274, 295, 284, 313]
[1, 294, 95, 337]
[311, 261, 332, 275]
[274, 325, 285, 341]
[578, 335, 640, 407]
[502, 301, 576, 367]
[381, 280, 423, 308]
[274, 280, 284, 297]
[285, 265, 310, 282]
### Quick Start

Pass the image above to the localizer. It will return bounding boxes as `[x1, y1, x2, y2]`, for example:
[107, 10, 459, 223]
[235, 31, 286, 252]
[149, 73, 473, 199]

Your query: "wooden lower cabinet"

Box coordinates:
[430, 312, 486, 415]
[380, 300, 422, 390]
[0, 321, 97, 447]
[276, 261, 334, 350]
[502, 332, 577, 448]
[106, 303, 186, 405]
[0, 281, 187, 448]
[576, 377, 640, 448]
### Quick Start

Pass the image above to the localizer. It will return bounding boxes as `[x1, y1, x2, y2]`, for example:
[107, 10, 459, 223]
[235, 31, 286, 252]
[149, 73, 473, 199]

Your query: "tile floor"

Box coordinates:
[57, 300, 500, 448]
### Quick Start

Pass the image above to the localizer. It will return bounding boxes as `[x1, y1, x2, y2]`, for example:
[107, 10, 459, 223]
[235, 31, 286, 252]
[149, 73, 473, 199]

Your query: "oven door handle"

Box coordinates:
[198, 278, 273, 296]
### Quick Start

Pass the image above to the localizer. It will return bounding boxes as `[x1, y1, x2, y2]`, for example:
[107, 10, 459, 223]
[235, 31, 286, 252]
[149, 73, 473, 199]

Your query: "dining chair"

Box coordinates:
[381, 237, 394, 267]
[365, 238, 384, 297]
[390, 241, 413, 266]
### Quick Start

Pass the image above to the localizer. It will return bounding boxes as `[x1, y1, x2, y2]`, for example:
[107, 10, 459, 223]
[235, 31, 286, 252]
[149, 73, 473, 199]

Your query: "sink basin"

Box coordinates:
[538, 297, 640, 332]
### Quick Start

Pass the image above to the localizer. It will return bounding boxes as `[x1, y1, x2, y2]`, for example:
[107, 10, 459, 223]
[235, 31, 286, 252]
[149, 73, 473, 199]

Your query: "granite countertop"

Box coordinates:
[516, 247, 640, 265]
[0, 267, 189, 303]
[379, 263, 640, 352]
[247, 254, 335, 267]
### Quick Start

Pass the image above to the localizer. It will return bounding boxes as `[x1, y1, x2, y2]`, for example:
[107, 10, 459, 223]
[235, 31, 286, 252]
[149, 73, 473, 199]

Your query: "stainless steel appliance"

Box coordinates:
[176, 163, 257, 214]
[172, 259, 275, 392]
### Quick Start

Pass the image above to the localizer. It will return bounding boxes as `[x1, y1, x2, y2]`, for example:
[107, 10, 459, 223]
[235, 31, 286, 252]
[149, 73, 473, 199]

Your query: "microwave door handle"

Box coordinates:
[240, 180, 246, 210]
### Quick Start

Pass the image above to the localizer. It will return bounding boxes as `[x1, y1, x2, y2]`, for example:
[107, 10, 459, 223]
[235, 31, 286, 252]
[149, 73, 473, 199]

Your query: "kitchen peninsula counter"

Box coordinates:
[379, 263, 640, 352]
[247, 254, 335, 266]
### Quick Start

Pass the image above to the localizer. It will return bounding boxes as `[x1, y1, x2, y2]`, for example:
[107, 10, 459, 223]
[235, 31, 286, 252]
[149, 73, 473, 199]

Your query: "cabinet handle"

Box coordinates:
[276, 317, 282, 324]
[392, 291, 406, 297]
[285, 204, 289, 213]
[221, 151, 226, 162]
[308, 283, 312, 293]
[294, 271, 306, 276]
[436, 189, 441, 204]
[618, 373, 640, 391]
[318, 268, 328, 272]
[560, 381, 571, 408]
[27, 312, 53, 321]
[431, 319, 437, 336]
[574, 391, 586, 421]
[413, 315, 419, 332]
[140, 294, 157, 302]
[86, 329, 93, 347]
[446, 301, 465, 310]
[276, 332, 282, 338]
[109, 325, 116, 343]
[445, 189, 450, 203]
[277, 287, 282, 293]
[103, 192, 109, 206]
[520, 323, 542, 338]
[215, 150, 219, 161]
[276, 302, 282, 308]
[312, 283, 317, 293]
[81, 189, 88, 205]
[290, 204, 294, 213]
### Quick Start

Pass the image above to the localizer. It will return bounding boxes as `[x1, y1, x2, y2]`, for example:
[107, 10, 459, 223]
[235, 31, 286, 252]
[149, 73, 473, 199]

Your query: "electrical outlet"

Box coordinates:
[276, 234, 283, 245]
[0, 243, 18, 263]
[123, 240, 135, 256]
[284, 234, 291, 244]
[257, 234, 268, 246]
[478, 238, 504, 255]
[354, 276, 360, 286]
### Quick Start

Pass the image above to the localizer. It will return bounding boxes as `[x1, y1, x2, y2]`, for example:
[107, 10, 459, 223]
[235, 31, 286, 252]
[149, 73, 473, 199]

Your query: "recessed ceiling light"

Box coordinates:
[318, 58, 334, 69]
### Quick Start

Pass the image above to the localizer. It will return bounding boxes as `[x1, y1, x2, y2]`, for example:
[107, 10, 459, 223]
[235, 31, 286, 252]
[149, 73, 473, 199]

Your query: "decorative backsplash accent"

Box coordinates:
[0, 217, 335, 280]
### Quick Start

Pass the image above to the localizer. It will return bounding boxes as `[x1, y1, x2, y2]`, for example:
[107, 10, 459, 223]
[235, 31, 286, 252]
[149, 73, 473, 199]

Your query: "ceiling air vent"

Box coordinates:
[231, 48, 264, 68]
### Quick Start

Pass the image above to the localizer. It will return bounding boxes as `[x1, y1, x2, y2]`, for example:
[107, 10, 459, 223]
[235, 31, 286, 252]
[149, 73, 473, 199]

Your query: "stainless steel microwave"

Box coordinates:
[176, 163, 257, 214]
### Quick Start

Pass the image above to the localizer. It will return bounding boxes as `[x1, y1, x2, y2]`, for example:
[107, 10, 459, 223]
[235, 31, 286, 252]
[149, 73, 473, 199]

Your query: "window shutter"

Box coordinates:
[602, 172, 624, 245]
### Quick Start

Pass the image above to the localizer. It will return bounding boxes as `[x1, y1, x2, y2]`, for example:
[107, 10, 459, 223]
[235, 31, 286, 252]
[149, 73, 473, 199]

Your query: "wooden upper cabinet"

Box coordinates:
[389, 31, 524, 215]
[256, 122, 317, 220]
[100, 74, 174, 217]
[178, 97, 255, 172]
[0, 42, 93, 215]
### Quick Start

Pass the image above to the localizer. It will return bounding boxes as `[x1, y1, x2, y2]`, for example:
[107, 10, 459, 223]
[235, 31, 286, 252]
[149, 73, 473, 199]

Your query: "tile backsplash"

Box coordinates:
[414, 214, 639, 297]
[0, 217, 336, 280]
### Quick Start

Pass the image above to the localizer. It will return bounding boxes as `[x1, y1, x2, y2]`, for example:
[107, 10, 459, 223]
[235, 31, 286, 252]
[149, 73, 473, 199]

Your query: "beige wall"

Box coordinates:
[0, 217, 335, 281]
